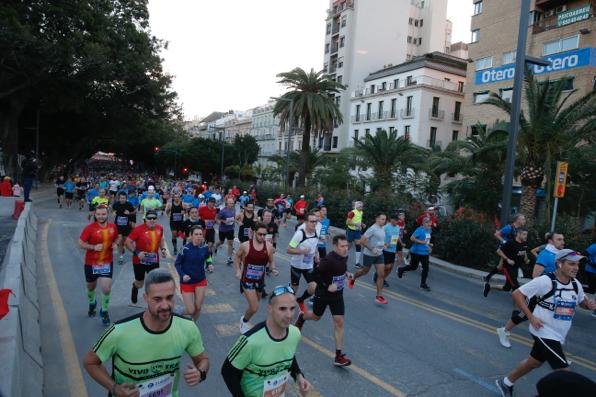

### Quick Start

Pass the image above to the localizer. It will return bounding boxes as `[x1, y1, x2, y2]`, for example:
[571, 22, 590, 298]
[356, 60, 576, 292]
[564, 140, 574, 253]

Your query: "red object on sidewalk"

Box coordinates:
[12, 200, 25, 219]
[0, 289, 14, 320]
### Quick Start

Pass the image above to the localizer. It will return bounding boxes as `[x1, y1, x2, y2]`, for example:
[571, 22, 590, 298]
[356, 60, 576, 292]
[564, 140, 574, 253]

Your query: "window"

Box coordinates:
[406, 95, 413, 115]
[325, 43, 330, 53]
[404, 125, 411, 140]
[499, 87, 513, 102]
[473, 1, 483, 16]
[381, 82, 387, 91]
[458, 81, 464, 92]
[341, 16, 347, 27]
[503, 51, 516, 65]
[355, 104, 361, 121]
[429, 127, 437, 147]
[376, 127, 382, 133]
[414, 19, 419, 27]
[365, 128, 370, 136]
[418, 37, 422, 45]
[338, 60, 343, 68]
[471, 29, 480, 43]
[326, 24, 331, 34]
[419, 19, 423, 27]
[393, 78, 399, 89]
[475, 56, 493, 70]
[452, 130, 459, 141]
[561, 35, 579, 52]
[539, 77, 574, 91]
[544, 35, 579, 55]
[390, 98, 397, 118]
[471, 124, 486, 136]
[406, 75, 414, 85]
[370, 84, 376, 94]
[337, 75, 342, 84]
[340, 36, 345, 48]
[353, 129, 359, 141]
[473, 91, 489, 104]
[407, 36, 412, 44]
[335, 96, 340, 105]
[389, 127, 395, 133]
[409, 17, 413, 25]
[332, 136, 338, 148]
[366, 103, 371, 120]
[432, 97, 440, 117]
[454, 101, 462, 120]
[378, 101, 384, 119]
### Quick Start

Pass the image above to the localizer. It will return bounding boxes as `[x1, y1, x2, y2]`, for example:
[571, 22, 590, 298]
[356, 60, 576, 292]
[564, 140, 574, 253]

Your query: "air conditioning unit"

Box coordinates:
[555, 5, 567, 13]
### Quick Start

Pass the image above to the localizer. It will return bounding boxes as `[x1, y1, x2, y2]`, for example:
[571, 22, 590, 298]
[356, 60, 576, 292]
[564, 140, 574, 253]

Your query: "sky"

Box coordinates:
[147, 0, 473, 120]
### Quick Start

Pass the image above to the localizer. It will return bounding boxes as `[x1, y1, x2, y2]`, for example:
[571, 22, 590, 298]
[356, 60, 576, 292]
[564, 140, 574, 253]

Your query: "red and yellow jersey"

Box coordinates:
[127, 224, 164, 265]
[80, 222, 118, 265]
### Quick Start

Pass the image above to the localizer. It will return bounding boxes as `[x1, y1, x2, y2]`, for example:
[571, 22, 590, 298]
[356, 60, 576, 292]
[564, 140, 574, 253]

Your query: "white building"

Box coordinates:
[323, 0, 450, 151]
[348, 52, 467, 150]
[249, 102, 280, 166]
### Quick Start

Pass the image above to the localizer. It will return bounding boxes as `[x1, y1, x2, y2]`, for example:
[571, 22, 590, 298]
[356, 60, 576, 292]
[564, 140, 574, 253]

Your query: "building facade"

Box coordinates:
[249, 102, 281, 166]
[463, 0, 596, 135]
[348, 52, 467, 150]
[323, 0, 450, 151]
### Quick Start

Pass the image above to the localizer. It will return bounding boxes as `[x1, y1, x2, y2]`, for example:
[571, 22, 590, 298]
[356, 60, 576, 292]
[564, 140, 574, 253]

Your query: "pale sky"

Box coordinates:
[148, 0, 473, 119]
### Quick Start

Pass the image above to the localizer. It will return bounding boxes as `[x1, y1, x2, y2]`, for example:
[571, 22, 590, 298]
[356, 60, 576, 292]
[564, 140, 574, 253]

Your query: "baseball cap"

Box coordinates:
[555, 249, 585, 262]
[148, 186, 155, 191]
[300, 195, 305, 199]
[427, 206, 435, 211]
[145, 209, 158, 218]
[208, 197, 216, 202]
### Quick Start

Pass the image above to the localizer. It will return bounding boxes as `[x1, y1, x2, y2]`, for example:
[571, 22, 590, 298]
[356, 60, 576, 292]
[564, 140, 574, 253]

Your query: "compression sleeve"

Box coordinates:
[221, 358, 245, 397]
[290, 356, 302, 381]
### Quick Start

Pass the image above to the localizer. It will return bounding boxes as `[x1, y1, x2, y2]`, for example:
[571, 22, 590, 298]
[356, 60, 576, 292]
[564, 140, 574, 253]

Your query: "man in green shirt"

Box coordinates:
[140, 187, 162, 219]
[83, 269, 209, 397]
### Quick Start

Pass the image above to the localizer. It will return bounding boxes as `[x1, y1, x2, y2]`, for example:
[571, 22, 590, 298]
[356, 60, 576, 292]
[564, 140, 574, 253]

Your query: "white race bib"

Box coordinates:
[246, 264, 265, 280]
[138, 373, 174, 397]
[117, 216, 129, 226]
[92, 264, 111, 275]
[141, 252, 158, 265]
[263, 373, 289, 397]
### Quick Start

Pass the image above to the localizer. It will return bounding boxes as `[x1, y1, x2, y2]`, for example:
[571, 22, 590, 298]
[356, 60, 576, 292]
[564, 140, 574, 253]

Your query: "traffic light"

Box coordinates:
[182, 167, 188, 174]
[154, 146, 160, 153]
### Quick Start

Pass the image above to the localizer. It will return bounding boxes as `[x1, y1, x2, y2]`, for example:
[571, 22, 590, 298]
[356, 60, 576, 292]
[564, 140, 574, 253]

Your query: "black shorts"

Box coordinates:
[501, 266, 520, 291]
[383, 251, 396, 264]
[65, 192, 74, 199]
[219, 230, 235, 242]
[76, 192, 85, 200]
[57, 188, 65, 196]
[204, 229, 215, 243]
[170, 222, 184, 233]
[312, 295, 345, 317]
[133, 263, 159, 281]
[290, 266, 315, 286]
[317, 246, 327, 258]
[117, 225, 131, 236]
[240, 280, 265, 293]
[238, 231, 250, 243]
[530, 335, 569, 370]
[84, 263, 113, 283]
[396, 242, 403, 252]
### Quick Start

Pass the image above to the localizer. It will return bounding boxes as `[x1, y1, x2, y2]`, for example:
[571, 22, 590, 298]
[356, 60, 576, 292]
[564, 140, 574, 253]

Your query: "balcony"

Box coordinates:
[327, 0, 354, 18]
[331, 42, 339, 54]
[400, 108, 415, 119]
[451, 112, 463, 124]
[533, 5, 593, 34]
[429, 109, 445, 121]
[352, 76, 464, 99]
[329, 64, 337, 74]
[351, 115, 361, 123]
[332, 23, 340, 35]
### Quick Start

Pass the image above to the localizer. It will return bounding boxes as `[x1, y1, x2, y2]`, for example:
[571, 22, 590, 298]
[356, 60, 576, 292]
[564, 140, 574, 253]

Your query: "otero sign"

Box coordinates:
[557, 6, 591, 27]
[475, 47, 595, 85]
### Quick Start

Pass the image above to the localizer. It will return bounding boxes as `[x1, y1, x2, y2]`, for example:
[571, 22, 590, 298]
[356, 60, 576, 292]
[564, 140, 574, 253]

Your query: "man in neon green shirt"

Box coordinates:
[83, 269, 209, 397]
[140, 187, 162, 219]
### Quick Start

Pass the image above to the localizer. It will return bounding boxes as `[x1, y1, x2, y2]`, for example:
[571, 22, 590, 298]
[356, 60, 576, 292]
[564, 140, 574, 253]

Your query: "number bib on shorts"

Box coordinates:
[205, 220, 214, 229]
[138, 373, 174, 397]
[92, 263, 111, 275]
[263, 373, 289, 397]
[243, 228, 250, 237]
[246, 264, 265, 280]
[332, 274, 346, 291]
[172, 213, 183, 222]
[117, 216, 129, 226]
[142, 253, 158, 265]
[553, 298, 576, 321]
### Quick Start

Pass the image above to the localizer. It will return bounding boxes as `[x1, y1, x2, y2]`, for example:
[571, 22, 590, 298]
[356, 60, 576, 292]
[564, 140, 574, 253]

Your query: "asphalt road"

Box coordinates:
[32, 191, 595, 397]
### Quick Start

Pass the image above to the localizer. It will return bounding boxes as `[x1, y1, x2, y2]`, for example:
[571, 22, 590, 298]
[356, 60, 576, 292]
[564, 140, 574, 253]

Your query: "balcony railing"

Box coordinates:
[331, 43, 339, 54]
[352, 75, 465, 98]
[451, 112, 463, 124]
[329, 64, 337, 73]
[327, 0, 354, 18]
[400, 108, 415, 119]
[332, 23, 340, 35]
[429, 109, 445, 120]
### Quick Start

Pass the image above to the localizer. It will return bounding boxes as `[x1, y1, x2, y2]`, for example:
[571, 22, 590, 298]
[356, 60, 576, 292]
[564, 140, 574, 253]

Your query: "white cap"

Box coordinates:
[555, 249, 585, 262]
[148, 186, 155, 191]
[300, 195, 305, 199]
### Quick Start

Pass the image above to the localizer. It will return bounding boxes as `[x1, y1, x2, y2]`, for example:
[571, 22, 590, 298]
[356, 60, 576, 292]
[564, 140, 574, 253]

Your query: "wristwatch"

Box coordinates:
[199, 369, 207, 382]
[110, 383, 118, 396]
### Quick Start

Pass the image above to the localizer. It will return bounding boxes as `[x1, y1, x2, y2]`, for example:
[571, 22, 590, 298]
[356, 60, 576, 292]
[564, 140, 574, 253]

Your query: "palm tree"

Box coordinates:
[269, 148, 325, 186]
[273, 68, 344, 187]
[483, 73, 596, 224]
[353, 129, 428, 192]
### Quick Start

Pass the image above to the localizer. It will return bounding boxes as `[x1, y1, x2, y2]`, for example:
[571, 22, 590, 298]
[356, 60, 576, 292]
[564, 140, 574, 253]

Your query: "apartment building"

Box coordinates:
[323, 0, 451, 151]
[249, 102, 282, 167]
[347, 52, 467, 150]
[463, 0, 596, 135]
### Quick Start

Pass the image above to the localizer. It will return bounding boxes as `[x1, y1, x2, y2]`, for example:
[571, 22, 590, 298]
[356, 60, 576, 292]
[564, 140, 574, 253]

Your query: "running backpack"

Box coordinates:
[298, 229, 318, 244]
[536, 273, 579, 311]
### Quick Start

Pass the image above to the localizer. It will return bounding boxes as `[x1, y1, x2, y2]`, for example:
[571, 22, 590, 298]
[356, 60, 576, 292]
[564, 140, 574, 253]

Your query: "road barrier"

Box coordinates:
[0, 202, 42, 397]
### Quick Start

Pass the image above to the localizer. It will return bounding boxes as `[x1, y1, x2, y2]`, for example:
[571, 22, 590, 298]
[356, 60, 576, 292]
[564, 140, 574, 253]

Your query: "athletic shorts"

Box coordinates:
[238, 232, 250, 243]
[363, 254, 384, 267]
[109, 190, 118, 196]
[57, 188, 65, 196]
[65, 192, 74, 200]
[530, 335, 569, 370]
[76, 192, 85, 200]
[383, 251, 396, 264]
[117, 225, 131, 236]
[133, 263, 159, 281]
[312, 295, 345, 317]
[346, 229, 361, 243]
[396, 242, 403, 252]
[240, 280, 265, 293]
[180, 279, 208, 293]
[170, 222, 184, 233]
[204, 229, 215, 243]
[219, 230, 235, 242]
[317, 246, 327, 258]
[501, 266, 520, 292]
[84, 263, 113, 283]
[290, 266, 315, 286]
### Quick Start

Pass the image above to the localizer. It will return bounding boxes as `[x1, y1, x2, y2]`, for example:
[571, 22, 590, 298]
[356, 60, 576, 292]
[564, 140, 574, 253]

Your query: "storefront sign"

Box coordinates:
[557, 6, 591, 27]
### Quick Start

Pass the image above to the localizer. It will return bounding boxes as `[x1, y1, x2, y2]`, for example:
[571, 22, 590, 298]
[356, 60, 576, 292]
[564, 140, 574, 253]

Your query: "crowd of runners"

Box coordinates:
[61, 172, 596, 396]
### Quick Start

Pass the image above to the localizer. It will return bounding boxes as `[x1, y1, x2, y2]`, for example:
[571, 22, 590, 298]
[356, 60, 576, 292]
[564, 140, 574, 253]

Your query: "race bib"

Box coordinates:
[425, 233, 431, 242]
[138, 373, 174, 397]
[205, 220, 214, 229]
[553, 298, 576, 321]
[117, 216, 129, 226]
[172, 213, 183, 222]
[332, 274, 346, 291]
[226, 217, 235, 225]
[390, 235, 399, 245]
[265, 234, 273, 242]
[92, 264, 111, 275]
[302, 253, 315, 265]
[141, 252, 158, 265]
[246, 264, 265, 280]
[263, 373, 289, 397]
[243, 228, 250, 237]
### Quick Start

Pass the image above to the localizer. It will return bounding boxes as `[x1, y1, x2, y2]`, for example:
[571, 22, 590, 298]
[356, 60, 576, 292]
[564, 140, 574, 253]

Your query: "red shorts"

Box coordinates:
[180, 279, 208, 293]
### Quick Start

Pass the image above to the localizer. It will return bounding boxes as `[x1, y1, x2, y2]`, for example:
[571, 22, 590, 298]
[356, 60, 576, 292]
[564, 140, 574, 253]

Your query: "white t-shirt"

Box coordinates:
[298, 221, 322, 236]
[519, 274, 585, 343]
[288, 229, 319, 270]
[362, 224, 385, 257]
[109, 180, 119, 191]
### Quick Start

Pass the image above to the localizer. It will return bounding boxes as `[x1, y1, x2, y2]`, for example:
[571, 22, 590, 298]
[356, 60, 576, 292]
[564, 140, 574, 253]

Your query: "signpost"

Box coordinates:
[550, 161, 569, 232]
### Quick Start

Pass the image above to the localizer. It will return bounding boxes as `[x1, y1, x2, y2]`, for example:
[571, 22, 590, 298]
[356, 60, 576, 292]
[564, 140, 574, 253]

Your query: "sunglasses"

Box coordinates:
[269, 285, 295, 302]
[146, 216, 157, 220]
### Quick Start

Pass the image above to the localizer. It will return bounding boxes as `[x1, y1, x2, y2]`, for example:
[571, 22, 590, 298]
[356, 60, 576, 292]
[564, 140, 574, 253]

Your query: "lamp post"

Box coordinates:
[270, 96, 294, 189]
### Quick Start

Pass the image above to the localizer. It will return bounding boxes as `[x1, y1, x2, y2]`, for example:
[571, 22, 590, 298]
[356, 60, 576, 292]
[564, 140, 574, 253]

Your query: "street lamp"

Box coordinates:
[500, 0, 551, 225]
[270, 96, 294, 189]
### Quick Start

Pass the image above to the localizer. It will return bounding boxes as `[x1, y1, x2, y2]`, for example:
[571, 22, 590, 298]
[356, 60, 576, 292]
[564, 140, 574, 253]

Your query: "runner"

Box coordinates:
[257, 198, 278, 222]
[585, 243, 596, 317]
[75, 176, 88, 210]
[140, 186, 162, 218]
[317, 206, 331, 258]
[55, 175, 65, 208]
[183, 206, 202, 239]
[348, 213, 389, 304]
[375, 213, 402, 288]
[198, 197, 218, 251]
[166, 193, 185, 255]
[261, 209, 279, 298]
[287, 212, 319, 313]
[83, 269, 210, 397]
[495, 249, 596, 397]
[273, 194, 288, 227]
[88, 188, 109, 221]
[416, 206, 439, 228]
[215, 197, 236, 266]
[238, 190, 251, 209]
[64, 177, 76, 208]
[486, 227, 529, 297]
[395, 210, 408, 266]
[78, 204, 119, 325]
[108, 177, 120, 201]
[112, 191, 136, 264]
[125, 209, 168, 305]
[236, 201, 256, 244]
[175, 226, 213, 321]
[221, 285, 311, 397]
[293, 194, 308, 230]
[235, 222, 277, 333]
[398, 216, 433, 291]
[295, 235, 352, 366]
[346, 201, 365, 268]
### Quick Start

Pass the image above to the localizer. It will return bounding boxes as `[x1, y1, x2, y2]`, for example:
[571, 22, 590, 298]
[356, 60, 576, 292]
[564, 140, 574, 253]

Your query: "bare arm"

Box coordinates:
[83, 350, 139, 397]
[266, 242, 277, 273]
[496, 248, 514, 264]
[494, 230, 504, 243]
[234, 243, 247, 278]
[124, 237, 136, 252]
[531, 264, 544, 279]
[78, 239, 97, 251]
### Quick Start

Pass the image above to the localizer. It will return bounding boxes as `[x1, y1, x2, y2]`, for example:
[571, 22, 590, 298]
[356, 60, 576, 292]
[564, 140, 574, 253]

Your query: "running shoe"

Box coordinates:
[354, 263, 362, 269]
[420, 284, 431, 292]
[495, 379, 513, 397]
[483, 282, 491, 297]
[227, 258, 233, 266]
[261, 289, 268, 299]
[334, 353, 352, 367]
[294, 313, 305, 330]
[397, 267, 404, 279]
[240, 316, 251, 334]
[100, 309, 110, 326]
[131, 283, 139, 304]
[298, 301, 306, 314]
[88, 301, 97, 317]
[375, 296, 388, 305]
[496, 327, 511, 348]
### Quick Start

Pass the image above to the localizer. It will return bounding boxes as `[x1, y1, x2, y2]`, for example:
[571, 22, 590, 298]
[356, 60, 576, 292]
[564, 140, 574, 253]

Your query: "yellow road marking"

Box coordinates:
[40, 220, 89, 397]
[214, 324, 240, 337]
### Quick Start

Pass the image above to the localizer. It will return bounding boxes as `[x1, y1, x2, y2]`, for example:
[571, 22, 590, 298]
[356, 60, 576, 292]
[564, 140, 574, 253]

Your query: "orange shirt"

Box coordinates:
[127, 223, 164, 265]
[79, 222, 118, 265]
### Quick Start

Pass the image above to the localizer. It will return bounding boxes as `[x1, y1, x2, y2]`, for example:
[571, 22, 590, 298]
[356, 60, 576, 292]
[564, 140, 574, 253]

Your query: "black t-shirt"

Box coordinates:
[315, 251, 348, 299]
[112, 202, 135, 224]
[76, 182, 88, 193]
[258, 206, 279, 220]
[184, 219, 202, 236]
[501, 239, 528, 268]
[56, 179, 65, 189]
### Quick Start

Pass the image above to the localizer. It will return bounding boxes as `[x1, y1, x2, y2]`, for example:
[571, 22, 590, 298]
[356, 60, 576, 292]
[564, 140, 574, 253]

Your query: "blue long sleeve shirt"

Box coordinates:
[174, 242, 212, 284]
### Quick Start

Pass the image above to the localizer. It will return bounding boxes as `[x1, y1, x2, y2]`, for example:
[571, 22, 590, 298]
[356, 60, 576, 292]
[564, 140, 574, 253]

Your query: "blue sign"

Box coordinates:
[475, 47, 595, 85]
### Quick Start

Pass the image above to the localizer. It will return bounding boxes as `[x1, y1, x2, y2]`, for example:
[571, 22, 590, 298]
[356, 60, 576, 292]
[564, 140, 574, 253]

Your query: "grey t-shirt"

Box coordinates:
[362, 224, 385, 257]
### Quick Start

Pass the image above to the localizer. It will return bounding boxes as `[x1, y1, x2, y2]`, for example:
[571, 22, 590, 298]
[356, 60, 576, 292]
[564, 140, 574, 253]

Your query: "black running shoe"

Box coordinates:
[397, 267, 404, 279]
[495, 379, 513, 397]
[420, 284, 431, 292]
[483, 282, 491, 297]
[294, 313, 305, 330]
[131, 283, 139, 304]
[88, 301, 97, 317]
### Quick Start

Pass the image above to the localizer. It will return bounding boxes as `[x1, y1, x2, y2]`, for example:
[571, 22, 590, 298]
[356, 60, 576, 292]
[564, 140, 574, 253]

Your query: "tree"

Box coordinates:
[353, 129, 428, 192]
[231, 135, 260, 167]
[273, 68, 344, 187]
[483, 73, 596, 224]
